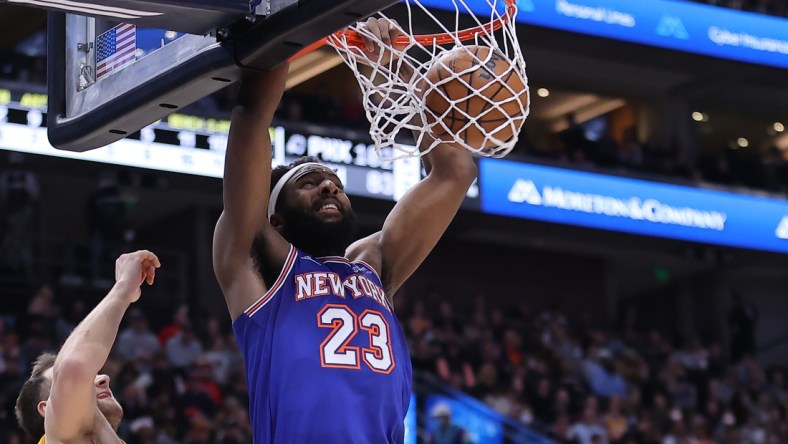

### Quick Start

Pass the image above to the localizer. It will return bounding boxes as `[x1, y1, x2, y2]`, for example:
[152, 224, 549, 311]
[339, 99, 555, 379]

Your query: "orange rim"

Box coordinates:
[289, 0, 517, 61]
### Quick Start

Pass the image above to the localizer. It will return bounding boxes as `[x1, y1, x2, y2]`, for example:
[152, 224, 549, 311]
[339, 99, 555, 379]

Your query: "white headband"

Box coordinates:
[267, 162, 338, 220]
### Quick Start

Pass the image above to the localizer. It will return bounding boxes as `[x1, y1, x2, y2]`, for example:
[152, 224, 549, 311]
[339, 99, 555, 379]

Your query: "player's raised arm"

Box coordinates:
[45, 251, 160, 440]
[346, 19, 477, 297]
[380, 142, 476, 297]
[213, 64, 292, 320]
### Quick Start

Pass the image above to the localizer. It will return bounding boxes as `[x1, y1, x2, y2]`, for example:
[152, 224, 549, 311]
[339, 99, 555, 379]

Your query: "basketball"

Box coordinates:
[423, 45, 528, 152]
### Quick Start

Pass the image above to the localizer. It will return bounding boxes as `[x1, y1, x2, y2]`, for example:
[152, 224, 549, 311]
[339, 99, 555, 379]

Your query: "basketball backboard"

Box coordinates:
[44, 0, 397, 151]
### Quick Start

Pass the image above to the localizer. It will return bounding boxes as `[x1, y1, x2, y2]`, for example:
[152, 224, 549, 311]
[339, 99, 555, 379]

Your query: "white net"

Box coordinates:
[327, 0, 529, 160]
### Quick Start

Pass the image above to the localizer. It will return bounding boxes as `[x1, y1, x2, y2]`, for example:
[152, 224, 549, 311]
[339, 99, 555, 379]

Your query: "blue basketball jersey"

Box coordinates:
[232, 245, 412, 444]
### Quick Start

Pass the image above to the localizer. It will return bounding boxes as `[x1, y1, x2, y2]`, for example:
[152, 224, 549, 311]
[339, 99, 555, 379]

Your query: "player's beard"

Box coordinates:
[97, 398, 123, 431]
[279, 201, 357, 257]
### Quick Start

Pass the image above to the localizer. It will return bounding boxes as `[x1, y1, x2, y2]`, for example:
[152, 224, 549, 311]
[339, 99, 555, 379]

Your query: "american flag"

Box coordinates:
[96, 23, 136, 80]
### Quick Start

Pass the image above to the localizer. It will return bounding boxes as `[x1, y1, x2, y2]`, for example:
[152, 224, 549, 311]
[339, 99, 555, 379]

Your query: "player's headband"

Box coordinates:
[267, 162, 340, 220]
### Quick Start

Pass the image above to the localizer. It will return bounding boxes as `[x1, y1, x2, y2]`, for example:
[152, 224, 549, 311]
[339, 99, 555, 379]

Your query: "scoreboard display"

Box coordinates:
[0, 87, 480, 209]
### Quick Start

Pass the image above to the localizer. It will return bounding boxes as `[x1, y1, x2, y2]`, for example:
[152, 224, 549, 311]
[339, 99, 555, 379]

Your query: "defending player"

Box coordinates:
[15, 250, 161, 444]
[212, 18, 477, 443]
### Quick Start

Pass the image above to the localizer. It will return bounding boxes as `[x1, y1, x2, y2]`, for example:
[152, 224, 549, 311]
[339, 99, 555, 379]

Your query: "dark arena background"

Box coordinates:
[0, 0, 787, 442]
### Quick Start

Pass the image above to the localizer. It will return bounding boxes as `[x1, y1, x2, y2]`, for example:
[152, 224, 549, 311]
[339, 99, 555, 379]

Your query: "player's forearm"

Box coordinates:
[234, 68, 288, 124]
[398, 62, 415, 83]
[54, 281, 135, 378]
[416, 128, 476, 182]
[222, 111, 273, 211]
[226, 78, 275, 184]
[221, 66, 288, 217]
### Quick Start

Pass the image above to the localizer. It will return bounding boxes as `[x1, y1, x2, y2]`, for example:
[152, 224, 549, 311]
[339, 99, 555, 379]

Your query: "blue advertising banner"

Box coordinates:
[404, 394, 417, 444]
[480, 159, 788, 254]
[418, 0, 788, 69]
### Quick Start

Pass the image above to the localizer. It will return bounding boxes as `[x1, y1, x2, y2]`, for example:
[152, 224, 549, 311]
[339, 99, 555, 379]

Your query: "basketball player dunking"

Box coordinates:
[212, 18, 477, 444]
[15, 250, 161, 444]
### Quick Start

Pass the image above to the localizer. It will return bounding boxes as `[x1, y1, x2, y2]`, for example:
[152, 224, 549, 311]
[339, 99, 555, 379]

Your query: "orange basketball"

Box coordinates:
[423, 45, 528, 152]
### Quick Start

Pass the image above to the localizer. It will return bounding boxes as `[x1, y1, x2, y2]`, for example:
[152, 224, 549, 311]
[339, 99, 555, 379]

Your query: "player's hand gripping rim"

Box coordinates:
[355, 18, 409, 66]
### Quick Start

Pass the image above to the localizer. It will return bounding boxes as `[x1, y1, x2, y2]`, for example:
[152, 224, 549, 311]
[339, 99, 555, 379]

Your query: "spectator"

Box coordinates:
[426, 403, 470, 444]
[472, 362, 498, 399]
[728, 293, 758, 362]
[619, 126, 644, 168]
[19, 319, 54, 371]
[54, 299, 86, 344]
[85, 171, 135, 284]
[202, 335, 232, 387]
[768, 369, 786, 409]
[568, 399, 609, 444]
[435, 341, 475, 390]
[663, 360, 698, 410]
[214, 395, 252, 443]
[584, 348, 628, 398]
[0, 152, 40, 282]
[530, 377, 555, 424]
[116, 308, 161, 361]
[183, 410, 214, 444]
[560, 112, 593, 162]
[127, 416, 156, 444]
[603, 395, 629, 442]
[408, 300, 433, 339]
[190, 359, 223, 407]
[411, 338, 437, 374]
[179, 368, 218, 421]
[26, 285, 59, 321]
[165, 323, 203, 370]
[159, 304, 190, 347]
[595, 127, 621, 167]
[434, 300, 463, 338]
[740, 415, 766, 444]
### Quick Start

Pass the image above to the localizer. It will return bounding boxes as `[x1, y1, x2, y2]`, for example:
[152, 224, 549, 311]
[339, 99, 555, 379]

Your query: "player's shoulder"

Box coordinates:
[346, 232, 381, 255]
[344, 232, 383, 276]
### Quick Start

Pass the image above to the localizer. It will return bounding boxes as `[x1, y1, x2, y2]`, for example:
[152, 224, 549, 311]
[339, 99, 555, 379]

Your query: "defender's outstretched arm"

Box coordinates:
[46, 251, 160, 440]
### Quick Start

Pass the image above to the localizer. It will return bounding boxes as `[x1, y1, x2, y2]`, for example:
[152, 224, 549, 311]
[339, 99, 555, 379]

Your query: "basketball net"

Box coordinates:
[327, 0, 529, 160]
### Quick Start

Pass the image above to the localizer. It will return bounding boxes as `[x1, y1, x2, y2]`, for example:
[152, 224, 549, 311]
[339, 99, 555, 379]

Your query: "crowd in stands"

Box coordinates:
[515, 113, 788, 195]
[402, 292, 787, 443]
[0, 273, 784, 443]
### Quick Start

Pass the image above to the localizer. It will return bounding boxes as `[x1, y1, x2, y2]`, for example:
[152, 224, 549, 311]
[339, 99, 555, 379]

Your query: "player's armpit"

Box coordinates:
[345, 232, 383, 276]
[214, 216, 290, 321]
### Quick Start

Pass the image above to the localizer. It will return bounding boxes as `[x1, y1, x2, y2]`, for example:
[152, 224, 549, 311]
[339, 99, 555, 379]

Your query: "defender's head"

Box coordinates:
[15, 353, 123, 439]
[268, 156, 357, 257]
